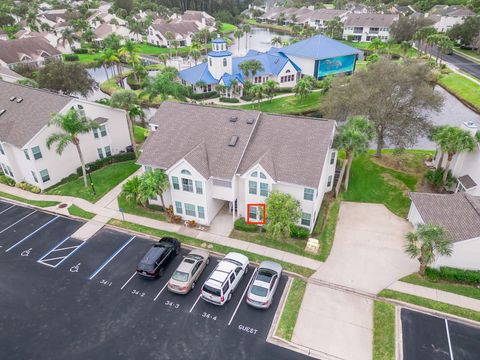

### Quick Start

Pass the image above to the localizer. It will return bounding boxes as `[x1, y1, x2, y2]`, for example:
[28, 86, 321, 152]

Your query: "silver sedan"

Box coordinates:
[246, 260, 282, 309]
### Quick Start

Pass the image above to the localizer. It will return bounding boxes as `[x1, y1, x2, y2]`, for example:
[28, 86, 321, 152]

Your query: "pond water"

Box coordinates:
[229, 26, 291, 56]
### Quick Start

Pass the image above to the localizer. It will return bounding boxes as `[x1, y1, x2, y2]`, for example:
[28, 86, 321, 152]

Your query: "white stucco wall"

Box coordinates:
[433, 237, 480, 270]
[285, 55, 316, 77]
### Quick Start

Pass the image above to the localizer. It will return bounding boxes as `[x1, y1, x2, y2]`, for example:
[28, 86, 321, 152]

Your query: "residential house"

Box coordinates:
[171, 10, 215, 27]
[16, 29, 77, 54]
[297, 9, 349, 30]
[0, 81, 132, 190]
[343, 13, 399, 41]
[433, 121, 480, 195]
[426, 6, 475, 32]
[0, 66, 25, 83]
[138, 102, 337, 232]
[37, 9, 69, 28]
[93, 23, 132, 44]
[408, 192, 480, 270]
[0, 37, 62, 68]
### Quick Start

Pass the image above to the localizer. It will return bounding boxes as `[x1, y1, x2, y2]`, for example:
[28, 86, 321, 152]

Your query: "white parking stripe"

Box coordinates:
[445, 319, 455, 360]
[5, 216, 59, 252]
[120, 272, 137, 290]
[88, 236, 136, 280]
[40, 255, 66, 262]
[0, 204, 15, 215]
[189, 295, 202, 313]
[228, 269, 257, 326]
[154, 282, 170, 301]
[0, 210, 36, 234]
[51, 245, 79, 252]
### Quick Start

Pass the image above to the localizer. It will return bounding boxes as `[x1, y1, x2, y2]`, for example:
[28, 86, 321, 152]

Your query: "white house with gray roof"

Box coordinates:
[0, 81, 132, 190]
[408, 192, 480, 270]
[138, 102, 337, 232]
[343, 13, 399, 42]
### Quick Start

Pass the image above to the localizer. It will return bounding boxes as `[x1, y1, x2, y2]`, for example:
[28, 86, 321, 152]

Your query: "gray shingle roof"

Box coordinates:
[458, 175, 477, 190]
[344, 13, 398, 27]
[0, 80, 72, 147]
[0, 37, 61, 65]
[138, 102, 335, 188]
[151, 20, 200, 37]
[410, 192, 480, 243]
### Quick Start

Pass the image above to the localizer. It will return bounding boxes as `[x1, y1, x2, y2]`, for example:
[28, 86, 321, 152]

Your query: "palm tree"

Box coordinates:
[46, 109, 99, 188]
[293, 76, 314, 103]
[103, 33, 121, 51]
[99, 48, 120, 80]
[164, 31, 175, 57]
[129, 20, 144, 42]
[234, 28, 244, 52]
[271, 36, 282, 48]
[171, 40, 180, 58]
[122, 176, 142, 204]
[400, 41, 412, 58]
[158, 53, 169, 67]
[141, 69, 187, 102]
[248, 60, 264, 78]
[325, 17, 343, 39]
[437, 35, 454, 65]
[263, 80, 279, 102]
[215, 84, 227, 97]
[432, 125, 477, 184]
[59, 27, 75, 49]
[119, 40, 140, 81]
[110, 89, 139, 151]
[129, 104, 146, 128]
[251, 84, 265, 107]
[190, 48, 201, 65]
[138, 169, 170, 209]
[405, 223, 452, 276]
[414, 26, 437, 55]
[369, 37, 385, 54]
[243, 24, 251, 50]
[334, 116, 374, 190]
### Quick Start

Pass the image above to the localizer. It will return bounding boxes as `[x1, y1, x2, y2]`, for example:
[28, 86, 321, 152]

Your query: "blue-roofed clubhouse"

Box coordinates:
[179, 34, 362, 98]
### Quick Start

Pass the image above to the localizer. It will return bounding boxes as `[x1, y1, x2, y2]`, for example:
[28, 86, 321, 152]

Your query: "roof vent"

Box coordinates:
[229, 135, 239, 147]
[229, 116, 238, 122]
[464, 121, 477, 128]
[0, 109, 6, 116]
[9, 96, 16, 101]
[16, 98, 23, 103]
[246, 118, 255, 124]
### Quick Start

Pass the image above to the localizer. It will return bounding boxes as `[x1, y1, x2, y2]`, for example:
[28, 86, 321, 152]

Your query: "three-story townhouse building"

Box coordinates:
[139, 102, 337, 233]
[0, 81, 132, 191]
[343, 14, 398, 42]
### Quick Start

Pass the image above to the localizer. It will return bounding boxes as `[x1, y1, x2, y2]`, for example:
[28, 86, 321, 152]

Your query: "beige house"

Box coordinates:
[0, 37, 62, 68]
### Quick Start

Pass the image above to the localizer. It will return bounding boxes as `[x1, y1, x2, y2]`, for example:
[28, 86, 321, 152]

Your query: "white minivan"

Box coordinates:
[201, 252, 249, 306]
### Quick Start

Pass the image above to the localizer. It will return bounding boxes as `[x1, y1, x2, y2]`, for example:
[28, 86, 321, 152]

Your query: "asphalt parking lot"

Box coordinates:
[0, 200, 310, 360]
[401, 308, 480, 360]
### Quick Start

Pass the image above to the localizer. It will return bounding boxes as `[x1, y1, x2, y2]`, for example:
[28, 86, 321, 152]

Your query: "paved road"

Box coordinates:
[429, 46, 480, 79]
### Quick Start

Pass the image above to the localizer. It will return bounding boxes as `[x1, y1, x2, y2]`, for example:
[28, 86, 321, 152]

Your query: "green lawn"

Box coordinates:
[0, 191, 60, 208]
[238, 91, 324, 115]
[108, 219, 315, 277]
[401, 273, 480, 300]
[379, 289, 480, 322]
[312, 198, 340, 261]
[64, 53, 101, 63]
[341, 41, 419, 58]
[454, 47, 480, 62]
[438, 73, 480, 112]
[219, 23, 237, 34]
[275, 279, 307, 341]
[47, 161, 140, 203]
[343, 151, 429, 218]
[244, 19, 293, 34]
[117, 194, 167, 222]
[67, 204, 96, 220]
[133, 125, 150, 144]
[373, 301, 396, 360]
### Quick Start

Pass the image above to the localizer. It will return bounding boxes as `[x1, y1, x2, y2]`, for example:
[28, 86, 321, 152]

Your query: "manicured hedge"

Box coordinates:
[15, 182, 40, 193]
[234, 218, 259, 232]
[0, 175, 15, 186]
[189, 91, 218, 100]
[240, 94, 254, 101]
[73, 48, 89, 54]
[426, 266, 480, 286]
[64, 54, 79, 61]
[76, 152, 136, 176]
[219, 97, 240, 103]
[289, 225, 310, 239]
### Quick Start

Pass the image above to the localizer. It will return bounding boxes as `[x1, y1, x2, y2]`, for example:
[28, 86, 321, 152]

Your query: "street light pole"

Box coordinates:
[86, 165, 96, 196]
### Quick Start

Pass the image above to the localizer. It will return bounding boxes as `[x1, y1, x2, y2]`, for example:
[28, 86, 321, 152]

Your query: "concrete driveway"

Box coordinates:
[292, 202, 418, 360]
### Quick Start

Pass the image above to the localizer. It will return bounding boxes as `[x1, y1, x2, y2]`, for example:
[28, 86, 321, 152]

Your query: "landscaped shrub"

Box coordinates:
[75, 152, 136, 176]
[275, 87, 293, 94]
[0, 175, 15, 186]
[289, 224, 310, 239]
[73, 48, 89, 54]
[64, 54, 79, 61]
[234, 218, 259, 232]
[240, 94, 254, 101]
[426, 267, 480, 286]
[188, 91, 218, 100]
[425, 168, 455, 191]
[15, 182, 41, 193]
[219, 97, 240, 103]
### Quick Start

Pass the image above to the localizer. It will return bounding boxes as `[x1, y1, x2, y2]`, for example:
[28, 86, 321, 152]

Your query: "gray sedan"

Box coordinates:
[246, 261, 282, 309]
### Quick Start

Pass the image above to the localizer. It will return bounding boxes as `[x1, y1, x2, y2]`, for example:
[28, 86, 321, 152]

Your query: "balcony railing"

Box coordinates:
[212, 179, 232, 188]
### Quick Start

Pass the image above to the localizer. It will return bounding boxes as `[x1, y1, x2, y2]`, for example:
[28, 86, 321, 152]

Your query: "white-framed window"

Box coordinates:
[304, 188, 314, 201]
[93, 128, 99, 138]
[181, 169, 191, 175]
[23, 149, 30, 160]
[301, 212, 311, 226]
[184, 203, 196, 217]
[31, 146, 42, 160]
[175, 201, 182, 214]
[0, 143, 4, 155]
[172, 176, 180, 190]
[259, 172, 267, 179]
[31, 171, 38, 183]
[97, 148, 104, 159]
[327, 175, 333, 187]
[195, 180, 203, 194]
[223, 58, 227, 67]
[104, 145, 111, 157]
[40, 169, 50, 182]
[100, 125, 107, 137]
[249, 205, 257, 220]
[182, 178, 193, 192]
[260, 182, 268, 197]
[249, 180, 257, 195]
[330, 151, 336, 165]
[2, 164, 13, 177]
[198, 206, 205, 219]
[251, 171, 258, 177]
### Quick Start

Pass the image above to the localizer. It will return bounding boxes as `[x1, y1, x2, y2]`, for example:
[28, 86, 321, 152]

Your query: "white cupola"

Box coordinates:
[207, 35, 232, 80]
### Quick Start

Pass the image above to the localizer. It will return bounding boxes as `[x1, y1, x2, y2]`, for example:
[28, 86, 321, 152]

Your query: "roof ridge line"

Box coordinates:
[464, 194, 480, 217]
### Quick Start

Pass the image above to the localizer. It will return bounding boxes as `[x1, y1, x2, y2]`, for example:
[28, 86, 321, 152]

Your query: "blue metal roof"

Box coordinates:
[179, 62, 218, 85]
[220, 73, 244, 87]
[232, 51, 300, 77]
[275, 35, 362, 60]
[212, 37, 227, 44]
[207, 50, 232, 57]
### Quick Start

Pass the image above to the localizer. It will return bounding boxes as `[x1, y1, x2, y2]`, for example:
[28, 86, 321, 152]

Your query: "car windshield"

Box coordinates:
[172, 271, 189, 282]
[188, 254, 204, 261]
[138, 262, 154, 272]
[203, 284, 221, 296]
[224, 258, 242, 267]
[256, 269, 274, 283]
[250, 285, 268, 297]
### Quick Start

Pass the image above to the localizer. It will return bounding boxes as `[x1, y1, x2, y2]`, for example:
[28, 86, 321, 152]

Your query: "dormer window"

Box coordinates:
[181, 169, 192, 175]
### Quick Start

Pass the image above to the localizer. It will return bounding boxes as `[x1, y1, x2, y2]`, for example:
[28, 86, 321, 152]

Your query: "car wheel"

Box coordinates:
[244, 267, 248, 275]
[206, 257, 210, 265]
[227, 293, 232, 302]
[191, 281, 195, 289]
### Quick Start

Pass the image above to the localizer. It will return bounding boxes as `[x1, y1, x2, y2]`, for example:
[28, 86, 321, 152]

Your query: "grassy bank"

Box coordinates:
[373, 301, 396, 360]
[133, 125, 150, 144]
[67, 204, 95, 220]
[312, 198, 340, 261]
[244, 19, 293, 34]
[379, 289, 480, 322]
[275, 279, 307, 341]
[438, 73, 480, 112]
[117, 194, 168, 222]
[108, 219, 315, 277]
[219, 23, 237, 34]
[237, 91, 323, 115]
[0, 191, 60, 208]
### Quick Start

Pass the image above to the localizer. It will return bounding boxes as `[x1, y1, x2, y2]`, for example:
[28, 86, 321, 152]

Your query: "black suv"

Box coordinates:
[136, 237, 181, 278]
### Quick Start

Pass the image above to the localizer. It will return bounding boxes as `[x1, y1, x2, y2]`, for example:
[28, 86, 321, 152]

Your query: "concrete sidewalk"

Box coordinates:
[0, 183, 322, 271]
[388, 281, 480, 312]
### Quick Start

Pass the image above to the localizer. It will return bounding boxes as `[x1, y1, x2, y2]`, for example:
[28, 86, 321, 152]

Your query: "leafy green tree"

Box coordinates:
[46, 109, 99, 188]
[138, 169, 170, 209]
[447, 16, 480, 47]
[243, 24, 251, 50]
[334, 116, 374, 190]
[103, 33, 121, 50]
[110, 89, 139, 150]
[119, 39, 140, 81]
[265, 191, 302, 240]
[122, 175, 141, 204]
[99, 48, 120, 80]
[251, 84, 265, 106]
[293, 76, 314, 103]
[158, 53, 170, 66]
[238, 59, 264, 78]
[400, 41, 412, 58]
[141, 68, 187, 102]
[324, 17, 343, 39]
[271, 36, 282, 47]
[405, 224, 452, 276]
[263, 80, 279, 102]
[37, 61, 95, 97]
[190, 48, 201, 65]
[432, 125, 477, 184]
